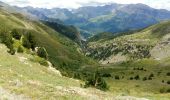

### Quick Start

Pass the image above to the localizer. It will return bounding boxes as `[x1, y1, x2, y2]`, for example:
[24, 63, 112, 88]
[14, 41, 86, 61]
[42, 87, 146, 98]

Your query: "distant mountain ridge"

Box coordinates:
[18, 3, 170, 38]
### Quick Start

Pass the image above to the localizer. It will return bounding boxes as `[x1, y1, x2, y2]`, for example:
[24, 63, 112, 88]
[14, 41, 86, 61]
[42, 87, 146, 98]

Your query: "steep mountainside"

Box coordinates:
[86, 21, 170, 64]
[21, 3, 170, 37]
[0, 7, 96, 77]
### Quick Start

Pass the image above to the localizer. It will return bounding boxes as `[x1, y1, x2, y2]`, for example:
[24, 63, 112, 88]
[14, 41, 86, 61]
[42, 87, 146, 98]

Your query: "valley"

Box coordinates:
[0, 1, 170, 100]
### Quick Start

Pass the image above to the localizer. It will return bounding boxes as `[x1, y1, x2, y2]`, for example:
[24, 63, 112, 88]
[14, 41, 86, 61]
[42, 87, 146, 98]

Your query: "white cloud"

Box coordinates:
[1, 0, 170, 10]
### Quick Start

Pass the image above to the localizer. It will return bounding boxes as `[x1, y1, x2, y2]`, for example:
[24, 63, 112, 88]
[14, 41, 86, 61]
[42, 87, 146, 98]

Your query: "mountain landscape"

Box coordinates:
[20, 3, 170, 38]
[0, 0, 170, 100]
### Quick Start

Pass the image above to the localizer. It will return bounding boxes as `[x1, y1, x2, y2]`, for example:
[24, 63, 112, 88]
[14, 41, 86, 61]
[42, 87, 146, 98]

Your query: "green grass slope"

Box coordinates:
[0, 8, 96, 77]
[0, 43, 117, 99]
[84, 21, 170, 99]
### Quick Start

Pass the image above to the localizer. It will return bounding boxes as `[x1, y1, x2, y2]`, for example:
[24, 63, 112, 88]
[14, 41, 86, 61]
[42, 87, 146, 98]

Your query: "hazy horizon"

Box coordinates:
[1, 0, 170, 10]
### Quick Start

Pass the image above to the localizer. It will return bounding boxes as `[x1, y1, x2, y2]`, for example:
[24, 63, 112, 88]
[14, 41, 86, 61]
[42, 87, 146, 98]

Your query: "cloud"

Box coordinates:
[1, 0, 170, 10]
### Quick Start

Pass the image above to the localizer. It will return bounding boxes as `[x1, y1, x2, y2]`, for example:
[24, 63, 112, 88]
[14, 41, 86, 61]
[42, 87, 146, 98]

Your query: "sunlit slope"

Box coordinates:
[0, 44, 115, 99]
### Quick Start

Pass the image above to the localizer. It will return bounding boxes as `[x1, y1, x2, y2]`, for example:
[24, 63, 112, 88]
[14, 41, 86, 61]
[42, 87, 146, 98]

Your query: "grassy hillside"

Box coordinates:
[0, 8, 96, 77]
[84, 21, 170, 99]
[86, 21, 170, 63]
[0, 43, 116, 99]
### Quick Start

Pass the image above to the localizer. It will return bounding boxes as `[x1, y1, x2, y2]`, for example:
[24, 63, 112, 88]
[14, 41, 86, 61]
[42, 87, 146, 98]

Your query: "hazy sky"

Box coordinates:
[1, 0, 170, 10]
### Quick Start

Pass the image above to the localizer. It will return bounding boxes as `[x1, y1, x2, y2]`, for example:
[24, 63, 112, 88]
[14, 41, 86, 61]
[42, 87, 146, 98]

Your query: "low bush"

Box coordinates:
[11, 29, 22, 40]
[167, 72, 170, 76]
[17, 46, 24, 53]
[160, 88, 166, 93]
[102, 73, 112, 77]
[134, 75, 140, 80]
[130, 77, 133, 80]
[37, 47, 48, 60]
[167, 81, 170, 84]
[115, 75, 120, 80]
[39, 59, 49, 67]
[160, 88, 170, 93]
[84, 71, 109, 91]
[149, 73, 154, 77]
[143, 77, 147, 81]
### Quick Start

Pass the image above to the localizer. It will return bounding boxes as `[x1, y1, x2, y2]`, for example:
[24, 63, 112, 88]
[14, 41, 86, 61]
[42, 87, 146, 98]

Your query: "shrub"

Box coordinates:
[84, 71, 109, 91]
[134, 75, 140, 80]
[0, 32, 16, 55]
[23, 32, 37, 50]
[148, 77, 152, 80]
[37, 47, 48, 60]
[160, 88, 166, 93]
[39, 59, 49, 66]
[11, 29, 22, 40]
[167, 89, 170, 93]
[143, 77, 147, 81]
[160, 88, 170, 93]
[162, 80, 164, 83]
[115, 75, 120, 80]
[73, 73, 81, 79]
[17, 46, 24, 53]
[167, 72, 170, 76]
[1, 32, 13, 48]
[167, 81, 170, 84]
[149, 73, 154, 77]
[130, 77, 133, 80]
[22, 36, 31, 49]
[102, 73, 112, 77]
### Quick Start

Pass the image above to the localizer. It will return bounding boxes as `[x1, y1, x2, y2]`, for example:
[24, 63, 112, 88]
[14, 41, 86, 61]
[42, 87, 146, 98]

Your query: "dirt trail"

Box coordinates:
[0, 87, 30, 100]
[54, 86, 149, 100]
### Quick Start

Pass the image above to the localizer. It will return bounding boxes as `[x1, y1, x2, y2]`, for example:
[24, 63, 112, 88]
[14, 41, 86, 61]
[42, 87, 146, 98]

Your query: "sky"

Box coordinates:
[1, 0, 170, 10]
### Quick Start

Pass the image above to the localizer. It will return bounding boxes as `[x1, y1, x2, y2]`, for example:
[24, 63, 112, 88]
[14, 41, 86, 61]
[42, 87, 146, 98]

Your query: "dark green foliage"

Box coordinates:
[167, 72, 170, 76]
[115, 75, 120, 80]
[167, 89, 170, 93]
[160, 88, 166, 93]
[17, 46, 24, 53]
[22, 36, 31, 49]
[24, 32, 37, 50]
[143, 77, 147, 81]
[39, 59, 49, 66]
[160, 88, 170, 93]
[0, 32, 13, 48]
[130, 77, 134, 80]
[73, 73, 81, 79]
[43, 21, 81, 43]
[86, 42, 153, 61]
[102, 73, 112, 77]
[0, 31, 15, 55]
[162, 80, 164, 83]
[149, 73, 154, 78]
[134, 75, 140, 80]
[84, 71, 109, 91]
[148, 73, 154, 80]
[167, 81, 170, 84]
[148, 77, 152, 80]
[37, 47, 48, 60]
[11, 29, 22, 40]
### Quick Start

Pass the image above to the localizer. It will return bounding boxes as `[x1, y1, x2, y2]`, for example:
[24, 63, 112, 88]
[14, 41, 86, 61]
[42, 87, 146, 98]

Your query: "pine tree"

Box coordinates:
[22, 36, 31, 49]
